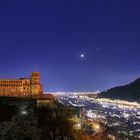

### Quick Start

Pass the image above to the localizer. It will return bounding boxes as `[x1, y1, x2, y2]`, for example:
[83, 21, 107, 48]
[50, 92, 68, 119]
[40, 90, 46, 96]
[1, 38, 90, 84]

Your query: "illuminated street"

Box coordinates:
[57, 93, 140, 139]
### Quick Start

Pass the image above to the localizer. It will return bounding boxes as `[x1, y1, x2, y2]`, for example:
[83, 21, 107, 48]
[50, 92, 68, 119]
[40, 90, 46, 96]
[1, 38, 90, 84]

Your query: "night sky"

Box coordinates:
[0, 0, 140, 92]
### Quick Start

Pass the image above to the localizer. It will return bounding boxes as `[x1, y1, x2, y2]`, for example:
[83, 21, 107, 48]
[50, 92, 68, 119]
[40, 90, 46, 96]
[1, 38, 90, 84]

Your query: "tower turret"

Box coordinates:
[30, 72, 43, 96]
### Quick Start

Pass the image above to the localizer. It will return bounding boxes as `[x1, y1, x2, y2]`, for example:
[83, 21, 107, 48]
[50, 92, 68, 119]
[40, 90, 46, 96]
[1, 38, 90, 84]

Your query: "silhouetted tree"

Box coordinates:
[34, 101, 75, 140]
[0, 105, 17, 122]
[0, 115, 41, 140]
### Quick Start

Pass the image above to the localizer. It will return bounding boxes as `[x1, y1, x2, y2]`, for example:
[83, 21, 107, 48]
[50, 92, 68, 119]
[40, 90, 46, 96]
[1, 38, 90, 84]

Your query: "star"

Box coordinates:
[96, 48, 100, 52]
[80, 54, 85, 58]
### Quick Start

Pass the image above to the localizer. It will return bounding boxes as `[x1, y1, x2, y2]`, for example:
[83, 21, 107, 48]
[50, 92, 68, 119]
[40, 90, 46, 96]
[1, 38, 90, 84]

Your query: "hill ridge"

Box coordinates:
[99, 77, 140, 102]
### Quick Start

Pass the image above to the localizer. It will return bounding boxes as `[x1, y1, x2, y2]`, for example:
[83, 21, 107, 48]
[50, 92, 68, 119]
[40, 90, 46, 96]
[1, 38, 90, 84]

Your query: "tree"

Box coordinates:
[0, 105, 17, 122]
[0, 115, 41, 140]
[34, 101, 75, 140]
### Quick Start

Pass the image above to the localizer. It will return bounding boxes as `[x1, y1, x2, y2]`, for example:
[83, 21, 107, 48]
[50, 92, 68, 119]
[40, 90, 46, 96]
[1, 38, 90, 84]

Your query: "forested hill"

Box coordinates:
[99, 78, 140, 102]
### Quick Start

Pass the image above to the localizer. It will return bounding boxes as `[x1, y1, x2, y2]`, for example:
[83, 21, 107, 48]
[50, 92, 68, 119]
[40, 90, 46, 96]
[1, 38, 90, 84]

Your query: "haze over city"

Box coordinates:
[0, 0, 140, 91]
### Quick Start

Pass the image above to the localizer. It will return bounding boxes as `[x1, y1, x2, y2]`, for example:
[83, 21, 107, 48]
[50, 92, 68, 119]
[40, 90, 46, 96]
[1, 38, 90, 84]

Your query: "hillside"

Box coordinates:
[99, 78, 140, 102]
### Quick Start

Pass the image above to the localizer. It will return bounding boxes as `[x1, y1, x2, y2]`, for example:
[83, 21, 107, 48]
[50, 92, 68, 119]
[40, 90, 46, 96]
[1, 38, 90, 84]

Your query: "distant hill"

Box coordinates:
[99, 78, 140, 102]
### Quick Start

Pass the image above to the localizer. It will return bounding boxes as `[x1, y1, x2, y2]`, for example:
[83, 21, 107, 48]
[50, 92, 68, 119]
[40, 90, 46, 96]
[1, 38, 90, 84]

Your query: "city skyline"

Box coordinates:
[0, 0, 140, 91]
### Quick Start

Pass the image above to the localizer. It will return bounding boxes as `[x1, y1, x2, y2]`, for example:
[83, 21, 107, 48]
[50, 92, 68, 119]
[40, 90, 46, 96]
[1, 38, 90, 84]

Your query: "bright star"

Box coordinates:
[80, 54, 84, 58]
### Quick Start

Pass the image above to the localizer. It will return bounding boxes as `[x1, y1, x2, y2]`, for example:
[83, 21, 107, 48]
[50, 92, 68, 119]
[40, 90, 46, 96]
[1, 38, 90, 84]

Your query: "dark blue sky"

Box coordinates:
[0, 0, 140, 92]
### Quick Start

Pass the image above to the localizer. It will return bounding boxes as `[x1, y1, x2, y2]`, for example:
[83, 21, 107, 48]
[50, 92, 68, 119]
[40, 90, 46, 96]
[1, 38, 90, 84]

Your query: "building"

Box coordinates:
[0, 72, 43, 97]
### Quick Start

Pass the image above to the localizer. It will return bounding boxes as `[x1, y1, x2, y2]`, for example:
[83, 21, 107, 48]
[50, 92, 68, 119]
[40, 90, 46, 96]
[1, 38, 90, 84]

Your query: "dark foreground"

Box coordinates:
[1, 96, 139, 140]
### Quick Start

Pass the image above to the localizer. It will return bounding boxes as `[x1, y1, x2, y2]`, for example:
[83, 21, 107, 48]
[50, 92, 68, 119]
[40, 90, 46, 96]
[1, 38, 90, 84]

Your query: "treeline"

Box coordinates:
[0, 101, 75, 140]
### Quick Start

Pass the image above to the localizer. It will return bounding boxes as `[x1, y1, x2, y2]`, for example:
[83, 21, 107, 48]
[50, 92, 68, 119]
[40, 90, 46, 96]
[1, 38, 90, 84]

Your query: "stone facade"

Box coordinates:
[0, 72, 43, 96]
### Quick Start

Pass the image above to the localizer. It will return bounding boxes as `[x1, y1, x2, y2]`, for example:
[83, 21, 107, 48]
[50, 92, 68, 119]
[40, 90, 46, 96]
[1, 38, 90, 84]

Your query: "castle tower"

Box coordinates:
[30, 72, 43, 96]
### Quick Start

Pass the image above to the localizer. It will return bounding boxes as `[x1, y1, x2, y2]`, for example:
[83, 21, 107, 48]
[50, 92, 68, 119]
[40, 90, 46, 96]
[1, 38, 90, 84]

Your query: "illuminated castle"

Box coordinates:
[0, 72, 43, 96]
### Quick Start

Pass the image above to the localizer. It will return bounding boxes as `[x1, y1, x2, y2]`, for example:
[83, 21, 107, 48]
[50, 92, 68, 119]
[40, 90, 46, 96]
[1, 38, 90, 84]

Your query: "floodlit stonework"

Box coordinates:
[0, 72, 43, 96]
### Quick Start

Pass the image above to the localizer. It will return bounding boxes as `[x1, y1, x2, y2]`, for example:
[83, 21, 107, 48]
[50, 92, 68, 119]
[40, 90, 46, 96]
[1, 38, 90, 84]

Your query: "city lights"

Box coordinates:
[57, 93, 140, 139]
